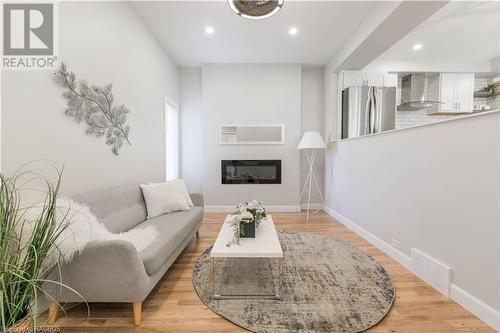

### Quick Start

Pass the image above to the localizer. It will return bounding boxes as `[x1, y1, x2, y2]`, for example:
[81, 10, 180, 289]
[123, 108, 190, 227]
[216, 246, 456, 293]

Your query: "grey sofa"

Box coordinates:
[46, 184, 203, 326]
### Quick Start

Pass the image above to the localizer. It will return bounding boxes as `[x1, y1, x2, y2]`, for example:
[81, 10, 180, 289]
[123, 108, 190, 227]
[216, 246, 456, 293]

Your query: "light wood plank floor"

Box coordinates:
[48, 212, 494, 332]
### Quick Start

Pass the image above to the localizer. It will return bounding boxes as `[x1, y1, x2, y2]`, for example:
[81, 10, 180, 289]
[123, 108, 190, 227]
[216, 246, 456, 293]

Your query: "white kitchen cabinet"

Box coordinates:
[341, 71, 396, 88]
[456, 73, 474, 111]
[342, 72, 364, 88]
[383, 74, 398, 87]
[439, 73, 458, 112]
[429, 73, 474, 114]
[364, 73, 385, 86]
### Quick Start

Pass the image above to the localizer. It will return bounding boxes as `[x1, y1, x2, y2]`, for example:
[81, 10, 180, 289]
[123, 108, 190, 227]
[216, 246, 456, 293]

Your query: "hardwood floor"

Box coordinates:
[48, 212, 494, 332]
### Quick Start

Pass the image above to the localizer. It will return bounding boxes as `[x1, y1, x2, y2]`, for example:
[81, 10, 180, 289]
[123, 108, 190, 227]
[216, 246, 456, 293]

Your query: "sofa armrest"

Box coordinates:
[46, 240, 150, 303]
[190, 193, 204, 207]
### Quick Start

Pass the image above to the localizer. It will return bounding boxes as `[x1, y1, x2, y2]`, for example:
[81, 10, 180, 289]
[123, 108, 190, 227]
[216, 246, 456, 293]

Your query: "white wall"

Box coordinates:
[1, 2, 178, 195]
[323, 71, 339, 211]
[324, 110, 500, 326]
[179, 67, 203, 193]
[323, 10, 500, 322]
[202, 64, 302, 209]
[300, 67, 324, 205]
[181, 65, 324, 206]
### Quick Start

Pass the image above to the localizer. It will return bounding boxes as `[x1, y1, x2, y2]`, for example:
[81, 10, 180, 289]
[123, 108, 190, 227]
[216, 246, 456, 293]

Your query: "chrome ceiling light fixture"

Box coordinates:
[228, 0, 285, 20]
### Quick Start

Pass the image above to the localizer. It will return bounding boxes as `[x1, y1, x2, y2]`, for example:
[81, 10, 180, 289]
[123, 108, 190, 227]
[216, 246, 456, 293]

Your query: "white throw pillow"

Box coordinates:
[148, 179, 194, 207]
[141, 181, 191, 219]
[178, 179, 194, 207]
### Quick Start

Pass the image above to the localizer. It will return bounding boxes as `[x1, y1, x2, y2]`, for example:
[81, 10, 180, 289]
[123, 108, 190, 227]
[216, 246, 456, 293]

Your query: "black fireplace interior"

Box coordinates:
[221, 160, 281, 184]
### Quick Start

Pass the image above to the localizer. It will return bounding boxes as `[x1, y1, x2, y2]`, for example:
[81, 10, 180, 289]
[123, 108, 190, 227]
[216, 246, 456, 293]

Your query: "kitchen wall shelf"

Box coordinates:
[473, 91, 499, 98]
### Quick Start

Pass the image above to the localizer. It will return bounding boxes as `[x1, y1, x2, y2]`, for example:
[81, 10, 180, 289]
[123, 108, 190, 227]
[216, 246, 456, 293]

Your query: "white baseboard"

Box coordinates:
[204, 205, 301, 213]
[300, 203, 323, 210]
[323, 205, 500, 332]
[450, 284, 500, 331]
[323, 206, 411, 270]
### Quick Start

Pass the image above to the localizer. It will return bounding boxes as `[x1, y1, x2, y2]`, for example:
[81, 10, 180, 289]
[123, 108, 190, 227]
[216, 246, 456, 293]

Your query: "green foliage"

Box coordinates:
[56, 62, 132, 155]
[479, 83, 498, 100]
[247, 208, 266, 226]
[0, 167, 71, 330]
[226, 215, 243, 247]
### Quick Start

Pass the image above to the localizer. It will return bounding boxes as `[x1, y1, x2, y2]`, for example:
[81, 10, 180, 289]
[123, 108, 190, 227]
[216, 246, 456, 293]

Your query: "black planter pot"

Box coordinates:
[240, 221, 256, 238]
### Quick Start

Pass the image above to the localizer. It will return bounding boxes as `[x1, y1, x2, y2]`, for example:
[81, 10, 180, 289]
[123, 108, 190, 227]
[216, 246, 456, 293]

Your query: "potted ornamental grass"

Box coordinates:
[226, 200, 267, 247]
[0, 166, 74, 332]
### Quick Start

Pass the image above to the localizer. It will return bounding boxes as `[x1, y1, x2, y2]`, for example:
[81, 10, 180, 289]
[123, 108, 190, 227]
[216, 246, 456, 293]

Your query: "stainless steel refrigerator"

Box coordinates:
[341, 86, 396, 139]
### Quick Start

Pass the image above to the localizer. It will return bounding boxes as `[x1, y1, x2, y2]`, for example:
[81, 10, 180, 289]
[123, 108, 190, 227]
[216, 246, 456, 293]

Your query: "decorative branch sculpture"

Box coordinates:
[56, 62, 131, 155]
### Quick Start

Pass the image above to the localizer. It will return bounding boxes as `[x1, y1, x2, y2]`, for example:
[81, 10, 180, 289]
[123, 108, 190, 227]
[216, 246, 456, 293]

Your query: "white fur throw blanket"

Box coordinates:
[23, 197, 158, 264]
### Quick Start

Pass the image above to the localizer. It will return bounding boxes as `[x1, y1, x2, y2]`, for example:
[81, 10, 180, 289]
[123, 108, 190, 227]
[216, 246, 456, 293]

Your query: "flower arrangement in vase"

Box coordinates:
[226, 200, 267, 247]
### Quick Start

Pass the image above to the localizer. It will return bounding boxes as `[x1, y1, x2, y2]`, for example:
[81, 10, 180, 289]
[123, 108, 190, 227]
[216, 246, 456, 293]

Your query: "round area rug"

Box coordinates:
[192, 231, 395, 333]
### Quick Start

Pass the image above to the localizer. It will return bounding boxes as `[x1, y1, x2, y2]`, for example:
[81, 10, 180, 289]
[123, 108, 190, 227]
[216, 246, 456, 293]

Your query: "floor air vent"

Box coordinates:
[411, 248, 452, 297]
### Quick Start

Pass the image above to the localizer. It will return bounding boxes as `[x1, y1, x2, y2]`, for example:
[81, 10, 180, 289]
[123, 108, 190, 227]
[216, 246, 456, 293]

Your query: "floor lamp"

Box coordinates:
[297, 131, 326, 220]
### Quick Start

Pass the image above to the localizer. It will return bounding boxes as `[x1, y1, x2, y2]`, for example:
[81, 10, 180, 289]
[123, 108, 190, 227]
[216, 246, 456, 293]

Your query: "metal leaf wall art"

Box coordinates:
[56, 62, 131, 155]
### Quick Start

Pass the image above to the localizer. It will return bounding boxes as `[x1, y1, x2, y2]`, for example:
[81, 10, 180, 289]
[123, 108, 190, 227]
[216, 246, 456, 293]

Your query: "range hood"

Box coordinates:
[397, 73, 442, 111]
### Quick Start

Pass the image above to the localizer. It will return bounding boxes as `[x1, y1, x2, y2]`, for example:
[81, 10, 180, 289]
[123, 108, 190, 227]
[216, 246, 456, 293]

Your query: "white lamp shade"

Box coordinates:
[297, 131, 326, 149]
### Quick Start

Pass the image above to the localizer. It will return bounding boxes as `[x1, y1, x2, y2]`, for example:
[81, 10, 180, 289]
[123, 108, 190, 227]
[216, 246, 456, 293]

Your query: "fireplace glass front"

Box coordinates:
[221, 160, 281, 184]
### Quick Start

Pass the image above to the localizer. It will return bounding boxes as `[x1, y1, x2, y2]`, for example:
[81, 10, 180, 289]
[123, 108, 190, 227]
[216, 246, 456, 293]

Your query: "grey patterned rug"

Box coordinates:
[192, 231, 395, 333]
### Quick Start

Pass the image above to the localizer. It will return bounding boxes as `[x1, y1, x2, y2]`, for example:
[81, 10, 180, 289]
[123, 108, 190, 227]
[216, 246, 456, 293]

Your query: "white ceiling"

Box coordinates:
[364, 1, 500, 73]
[131, 1, 383, 66]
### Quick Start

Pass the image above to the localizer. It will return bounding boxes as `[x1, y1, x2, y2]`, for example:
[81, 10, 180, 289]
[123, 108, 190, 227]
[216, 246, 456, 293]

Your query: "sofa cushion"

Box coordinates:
[73, 184, 147, 233]
[132, 206, 203, 275]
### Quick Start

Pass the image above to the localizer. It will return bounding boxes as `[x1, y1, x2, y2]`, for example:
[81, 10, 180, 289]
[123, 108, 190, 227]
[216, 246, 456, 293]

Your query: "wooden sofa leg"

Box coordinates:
[196, 230, 199, 239]
[133, 302, 142, 326]
[48, 302, 58, 325]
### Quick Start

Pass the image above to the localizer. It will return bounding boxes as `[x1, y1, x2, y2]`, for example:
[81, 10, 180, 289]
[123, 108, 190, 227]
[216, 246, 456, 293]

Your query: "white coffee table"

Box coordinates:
[210, 215, 283, 300]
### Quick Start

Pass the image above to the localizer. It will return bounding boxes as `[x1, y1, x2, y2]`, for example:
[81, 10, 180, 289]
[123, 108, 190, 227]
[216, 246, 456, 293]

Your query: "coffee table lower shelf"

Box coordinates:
[211, 257, 283, 300]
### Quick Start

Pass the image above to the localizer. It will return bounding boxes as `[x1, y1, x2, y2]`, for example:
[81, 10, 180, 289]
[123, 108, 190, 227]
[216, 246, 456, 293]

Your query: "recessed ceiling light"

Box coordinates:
[413, 43, 423, 51]
[289, 27, 298, 35]
[205, 26, 215, 35]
